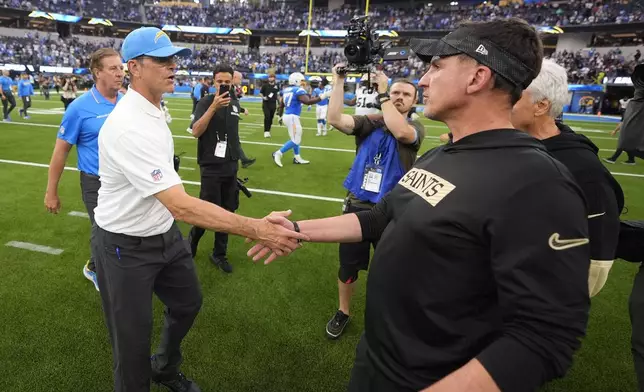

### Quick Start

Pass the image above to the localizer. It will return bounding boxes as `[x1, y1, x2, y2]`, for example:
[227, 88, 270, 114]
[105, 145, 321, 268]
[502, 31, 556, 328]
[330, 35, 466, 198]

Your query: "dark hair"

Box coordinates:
[392, 78, 418, 98]
[89, 48, 121, 79]
[213, 64, 234, 78]
[458, 18, 543, 105]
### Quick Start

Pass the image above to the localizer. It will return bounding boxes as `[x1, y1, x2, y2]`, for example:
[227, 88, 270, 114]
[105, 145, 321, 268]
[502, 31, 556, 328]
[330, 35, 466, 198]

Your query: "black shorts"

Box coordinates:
[339, 201, 377, 279]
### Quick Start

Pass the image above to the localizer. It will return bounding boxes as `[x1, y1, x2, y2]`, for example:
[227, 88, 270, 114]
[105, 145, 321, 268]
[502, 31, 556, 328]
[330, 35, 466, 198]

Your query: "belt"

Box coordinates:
[80, 171, 99, 178]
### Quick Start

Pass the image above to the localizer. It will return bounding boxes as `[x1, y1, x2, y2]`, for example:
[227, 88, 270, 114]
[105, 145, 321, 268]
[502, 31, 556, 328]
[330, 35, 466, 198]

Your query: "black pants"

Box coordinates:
[81, 172, 100, 271]
[189, 165, 240, 258]
[42, 86, 50, 100]
[631, 264, 644, 391]
[93, 223, 203, 392]
[348, 334, 415, 392]
[192, 97, 198, 114]
[2, 91, 16, 119]
[21, 96, 31, 116]
[263, 102, 277, 133]
[62, 97, 75, 111]
[237, 139, 252, 163]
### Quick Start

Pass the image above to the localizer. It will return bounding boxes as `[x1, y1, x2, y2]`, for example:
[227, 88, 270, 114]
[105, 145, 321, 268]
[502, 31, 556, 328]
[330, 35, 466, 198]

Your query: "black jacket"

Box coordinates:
[619, 89, 644, 151]
[356, 129, 590, 392]
[192, 95, 242, 170]
[260, 83, 280, 105]
[545, 122, 623, 261]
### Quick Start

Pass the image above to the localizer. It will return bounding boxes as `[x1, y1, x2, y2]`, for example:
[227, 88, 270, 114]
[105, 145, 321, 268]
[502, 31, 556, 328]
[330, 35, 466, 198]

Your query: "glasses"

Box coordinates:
[135, 55, 176, 66]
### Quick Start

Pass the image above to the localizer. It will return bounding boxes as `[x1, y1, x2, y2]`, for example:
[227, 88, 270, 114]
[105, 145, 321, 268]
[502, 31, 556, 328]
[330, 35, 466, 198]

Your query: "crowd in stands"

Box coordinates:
[0, 32, 642, 84]
[1, 0, 643, 30]
[550, 48, 642, 84]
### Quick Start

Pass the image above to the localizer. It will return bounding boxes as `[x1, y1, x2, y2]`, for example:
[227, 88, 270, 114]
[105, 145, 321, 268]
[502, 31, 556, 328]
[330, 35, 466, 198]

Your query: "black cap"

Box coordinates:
[410, 26, 536, 89]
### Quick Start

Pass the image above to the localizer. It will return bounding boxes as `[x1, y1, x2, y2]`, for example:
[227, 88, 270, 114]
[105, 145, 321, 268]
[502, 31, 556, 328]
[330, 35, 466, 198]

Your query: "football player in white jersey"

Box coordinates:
[347, 73, 381, 115]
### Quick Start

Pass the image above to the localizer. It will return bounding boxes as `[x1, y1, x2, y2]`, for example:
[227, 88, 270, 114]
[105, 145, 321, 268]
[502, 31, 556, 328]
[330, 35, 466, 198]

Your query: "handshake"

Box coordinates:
[244, 210, 308, 264]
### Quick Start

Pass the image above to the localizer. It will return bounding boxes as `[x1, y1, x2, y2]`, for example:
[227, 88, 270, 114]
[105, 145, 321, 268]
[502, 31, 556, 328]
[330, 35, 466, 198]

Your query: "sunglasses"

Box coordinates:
[135, 55, 176, 65]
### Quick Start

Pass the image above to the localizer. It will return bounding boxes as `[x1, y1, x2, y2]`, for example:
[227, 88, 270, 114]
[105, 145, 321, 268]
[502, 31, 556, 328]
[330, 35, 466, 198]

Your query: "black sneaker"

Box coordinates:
[326, 310, 350, 339]
[152, 372, 201, 392]
[603, 158, 616, 164]
[150, 356, 201, 392]
[210, 255, 233, 273]
[242, 158, 256, 168]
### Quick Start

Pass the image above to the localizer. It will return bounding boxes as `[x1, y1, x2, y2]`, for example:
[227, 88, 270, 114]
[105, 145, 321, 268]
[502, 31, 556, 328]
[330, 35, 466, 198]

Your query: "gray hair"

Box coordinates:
[526, 59, 569, 118]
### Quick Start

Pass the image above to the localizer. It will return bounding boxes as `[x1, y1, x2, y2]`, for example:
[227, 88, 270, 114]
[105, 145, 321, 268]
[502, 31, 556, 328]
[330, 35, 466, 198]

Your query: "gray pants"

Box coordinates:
[631, 264, 644, 391]
[92, 223, 203, 392]
[80, 172, 100, 270]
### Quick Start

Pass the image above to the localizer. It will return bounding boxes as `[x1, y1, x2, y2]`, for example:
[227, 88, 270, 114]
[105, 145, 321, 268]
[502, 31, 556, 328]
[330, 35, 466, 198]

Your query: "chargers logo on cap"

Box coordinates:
[154, 31, 169, 44]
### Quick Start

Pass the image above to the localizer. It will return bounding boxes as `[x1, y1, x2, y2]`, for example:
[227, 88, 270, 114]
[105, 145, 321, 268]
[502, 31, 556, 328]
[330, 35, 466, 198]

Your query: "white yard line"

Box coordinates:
[5, 241, 64, 255]
[68, 211, 89, 218]
[0, 158, 346, 202]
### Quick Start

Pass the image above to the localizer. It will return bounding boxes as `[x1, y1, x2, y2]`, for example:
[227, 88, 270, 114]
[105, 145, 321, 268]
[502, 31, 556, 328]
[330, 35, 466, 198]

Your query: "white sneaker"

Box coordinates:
[322, 131, 327, 136]
[190, 114, 195, 120]
[186, 127, 192, 134]
[273, 151, 283, 167]
[264, 132, 271, 138]
[316, 133, 322, 136]
[293, 155, 310, 165]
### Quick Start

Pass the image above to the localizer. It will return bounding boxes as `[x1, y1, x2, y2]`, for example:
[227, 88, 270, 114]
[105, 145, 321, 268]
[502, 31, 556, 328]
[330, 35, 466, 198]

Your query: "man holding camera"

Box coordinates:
[325, 66, 425, 339]
[188, 64, 245, 273]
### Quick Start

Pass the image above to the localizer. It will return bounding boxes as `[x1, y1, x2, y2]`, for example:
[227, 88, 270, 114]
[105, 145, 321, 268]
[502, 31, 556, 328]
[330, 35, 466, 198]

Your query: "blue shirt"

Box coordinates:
[280, 86, 307, 116]
[18, 80, 34, 97]
[57, 86, 123, 176]
[0, 76, 12, 92]
[193, 83, 202, 99]
[313, 86, 331, 106]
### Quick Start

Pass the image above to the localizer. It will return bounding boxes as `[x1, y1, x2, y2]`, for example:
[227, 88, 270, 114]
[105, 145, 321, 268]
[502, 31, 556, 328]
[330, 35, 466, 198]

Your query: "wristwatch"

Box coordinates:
[378, 93, 390, 104]
[293, 221, 302, 243]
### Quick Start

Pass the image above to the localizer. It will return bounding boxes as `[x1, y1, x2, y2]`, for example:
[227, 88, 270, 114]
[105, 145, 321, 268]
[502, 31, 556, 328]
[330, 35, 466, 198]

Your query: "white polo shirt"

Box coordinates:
[94, 88, 182, 237]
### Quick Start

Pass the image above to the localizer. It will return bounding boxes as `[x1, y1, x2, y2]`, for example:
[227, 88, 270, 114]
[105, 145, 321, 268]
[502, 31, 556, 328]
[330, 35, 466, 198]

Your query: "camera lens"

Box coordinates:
[345, 45, 359, 57]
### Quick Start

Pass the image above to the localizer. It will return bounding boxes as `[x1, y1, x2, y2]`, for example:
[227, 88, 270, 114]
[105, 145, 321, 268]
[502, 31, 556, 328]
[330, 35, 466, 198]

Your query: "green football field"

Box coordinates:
[1, 95, 643, 392]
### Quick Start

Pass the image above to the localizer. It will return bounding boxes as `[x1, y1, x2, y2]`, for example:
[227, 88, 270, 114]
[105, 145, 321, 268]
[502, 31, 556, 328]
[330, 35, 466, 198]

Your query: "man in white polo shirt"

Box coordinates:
[93, 27, 307, 392]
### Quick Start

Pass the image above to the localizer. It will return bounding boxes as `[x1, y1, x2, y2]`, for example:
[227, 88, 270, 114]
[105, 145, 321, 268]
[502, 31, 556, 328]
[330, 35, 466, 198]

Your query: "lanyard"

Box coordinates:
[373, 130, 392, 166]
[216, 132, 228, 143]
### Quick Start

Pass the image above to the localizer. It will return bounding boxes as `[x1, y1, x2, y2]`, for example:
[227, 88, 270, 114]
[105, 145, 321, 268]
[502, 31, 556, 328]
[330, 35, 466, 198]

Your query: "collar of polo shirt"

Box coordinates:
[126, 87, 163, 118]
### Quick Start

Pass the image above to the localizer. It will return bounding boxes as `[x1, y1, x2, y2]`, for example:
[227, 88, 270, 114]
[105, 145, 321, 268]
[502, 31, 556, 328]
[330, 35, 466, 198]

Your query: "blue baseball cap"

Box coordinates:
[121, 27, 192, 62]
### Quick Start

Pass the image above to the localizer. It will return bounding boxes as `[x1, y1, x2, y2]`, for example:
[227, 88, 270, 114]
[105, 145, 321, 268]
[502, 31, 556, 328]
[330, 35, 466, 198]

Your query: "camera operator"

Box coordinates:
[260, 73, 280, 138]
[250, 19, 590, 392]
[324, 66, 425, 339]
[188, 64, 245, 273]
[511, 59, 623, 298]
[61, 76, 78, 111]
